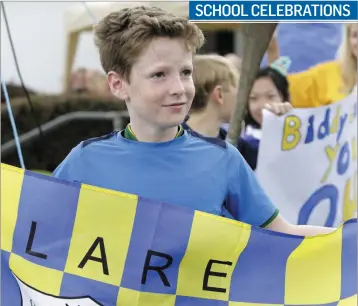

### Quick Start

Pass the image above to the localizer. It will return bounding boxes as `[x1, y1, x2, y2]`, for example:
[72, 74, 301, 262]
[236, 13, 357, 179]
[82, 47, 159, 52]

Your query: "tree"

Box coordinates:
[226, 23, 278, 146]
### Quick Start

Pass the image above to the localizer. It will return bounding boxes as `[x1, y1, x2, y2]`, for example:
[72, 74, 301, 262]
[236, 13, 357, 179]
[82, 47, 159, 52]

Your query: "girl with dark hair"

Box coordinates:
[238, 57, 292, 170]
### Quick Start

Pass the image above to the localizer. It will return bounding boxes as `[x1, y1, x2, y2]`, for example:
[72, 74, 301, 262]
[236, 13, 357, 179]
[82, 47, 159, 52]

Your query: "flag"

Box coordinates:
[1, 163, 356, 305]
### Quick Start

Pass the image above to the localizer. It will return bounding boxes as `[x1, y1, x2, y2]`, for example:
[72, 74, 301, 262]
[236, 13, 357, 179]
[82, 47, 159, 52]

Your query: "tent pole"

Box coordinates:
[226, 23, 278, 146]
[63, 32, 79, 93]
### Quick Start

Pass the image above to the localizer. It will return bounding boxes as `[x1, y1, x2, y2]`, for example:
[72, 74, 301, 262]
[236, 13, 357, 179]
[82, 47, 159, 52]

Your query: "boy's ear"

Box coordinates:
[107, 71, 129, 101]
[210, 85, 224, 106]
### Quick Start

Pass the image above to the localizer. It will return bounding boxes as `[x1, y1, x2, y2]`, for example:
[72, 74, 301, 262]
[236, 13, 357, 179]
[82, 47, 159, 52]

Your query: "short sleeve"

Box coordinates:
[52, 144, 83, 182]
[225, 144, 278, 227]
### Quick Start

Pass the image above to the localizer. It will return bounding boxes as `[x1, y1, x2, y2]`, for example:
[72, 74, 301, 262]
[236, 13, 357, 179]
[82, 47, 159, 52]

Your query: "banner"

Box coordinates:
[257, 88, 357, 227]
[188, 1, 358, 22]
[1, 164, 357, 306]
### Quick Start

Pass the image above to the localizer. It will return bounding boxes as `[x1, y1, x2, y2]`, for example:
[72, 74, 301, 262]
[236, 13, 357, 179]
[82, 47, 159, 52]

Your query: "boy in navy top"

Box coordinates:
[53, 6, 334, 235]
[185, 54, 292, 170]
[183, 55, 237, 139]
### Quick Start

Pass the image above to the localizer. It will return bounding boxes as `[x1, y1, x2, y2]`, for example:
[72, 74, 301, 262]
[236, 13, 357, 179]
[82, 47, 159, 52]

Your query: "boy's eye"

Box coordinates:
[152, 72, 165, 78]
[182, 69, 192, 76]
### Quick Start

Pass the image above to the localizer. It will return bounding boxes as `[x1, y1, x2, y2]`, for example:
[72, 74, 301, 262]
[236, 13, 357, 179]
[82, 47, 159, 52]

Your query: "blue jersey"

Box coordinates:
[53, 130, 278, 227]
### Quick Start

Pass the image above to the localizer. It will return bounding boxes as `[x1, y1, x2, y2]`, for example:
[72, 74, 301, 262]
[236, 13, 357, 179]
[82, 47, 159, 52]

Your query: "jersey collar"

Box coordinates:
[124, 124, 184, 141]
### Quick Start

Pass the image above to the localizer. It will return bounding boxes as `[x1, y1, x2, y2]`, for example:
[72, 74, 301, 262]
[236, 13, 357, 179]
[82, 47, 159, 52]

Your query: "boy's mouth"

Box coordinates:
[162, 102, 186, 107]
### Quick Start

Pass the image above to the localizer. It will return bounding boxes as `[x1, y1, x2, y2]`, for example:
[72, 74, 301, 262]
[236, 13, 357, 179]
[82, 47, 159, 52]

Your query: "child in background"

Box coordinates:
[183, 55, 239, 139]
[53, 6, 333, 236]
[238, 57, 292, 170]
[185, 54, 291, 168]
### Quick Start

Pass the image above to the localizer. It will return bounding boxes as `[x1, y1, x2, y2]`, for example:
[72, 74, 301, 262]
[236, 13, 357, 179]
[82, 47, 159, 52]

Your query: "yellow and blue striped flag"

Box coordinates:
[1, 163, 357, 305]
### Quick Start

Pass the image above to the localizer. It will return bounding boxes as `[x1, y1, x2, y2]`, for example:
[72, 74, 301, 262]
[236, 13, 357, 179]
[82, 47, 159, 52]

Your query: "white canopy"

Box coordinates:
[63, 1, 241, 91]
[64, 1, 190, 34]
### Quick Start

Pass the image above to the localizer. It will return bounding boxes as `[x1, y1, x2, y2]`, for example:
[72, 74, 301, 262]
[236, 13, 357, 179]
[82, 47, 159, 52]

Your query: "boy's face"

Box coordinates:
[221, 84, 238, 123]
[109, 37, 195, 130]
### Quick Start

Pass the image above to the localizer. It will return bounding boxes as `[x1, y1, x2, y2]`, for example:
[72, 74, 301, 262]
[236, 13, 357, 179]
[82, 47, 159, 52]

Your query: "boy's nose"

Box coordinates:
[169, 77, 185, 96]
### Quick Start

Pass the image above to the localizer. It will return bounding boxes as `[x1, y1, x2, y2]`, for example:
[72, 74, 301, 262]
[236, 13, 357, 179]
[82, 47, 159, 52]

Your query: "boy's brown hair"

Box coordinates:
[191, 54, 239, 112]
[93, 6, 205, 81]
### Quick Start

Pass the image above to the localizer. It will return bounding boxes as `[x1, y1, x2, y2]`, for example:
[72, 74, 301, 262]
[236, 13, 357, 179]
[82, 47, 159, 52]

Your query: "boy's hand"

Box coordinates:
[264, 102, 292, 116]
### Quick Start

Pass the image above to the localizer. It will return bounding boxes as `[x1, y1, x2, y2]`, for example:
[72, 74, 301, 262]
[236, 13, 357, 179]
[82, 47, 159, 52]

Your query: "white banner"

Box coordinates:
[256, 88, 357, 227]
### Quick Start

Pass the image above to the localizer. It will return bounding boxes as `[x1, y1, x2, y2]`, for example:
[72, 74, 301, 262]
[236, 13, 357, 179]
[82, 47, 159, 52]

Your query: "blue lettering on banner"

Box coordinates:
[189, 1, 358, 21]
[298, 185, 338, 227]
[337, 142, 350, 176]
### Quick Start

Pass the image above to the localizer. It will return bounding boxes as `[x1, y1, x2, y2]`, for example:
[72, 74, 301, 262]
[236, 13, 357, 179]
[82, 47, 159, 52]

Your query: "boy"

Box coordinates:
[183, 55, 238, 139]
[185, 55, 292, 171]
[53, 6, 333, 235]
[185, 54, 292, 140]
